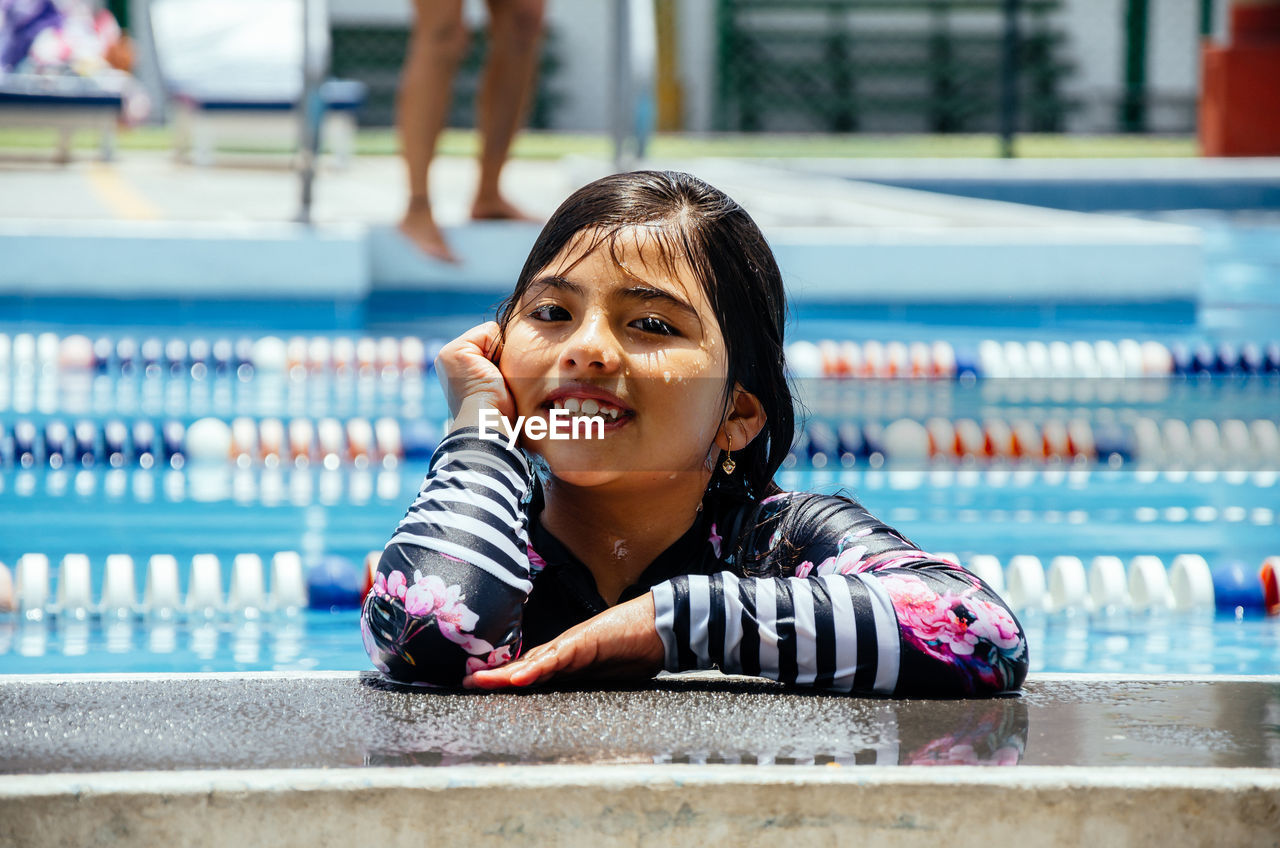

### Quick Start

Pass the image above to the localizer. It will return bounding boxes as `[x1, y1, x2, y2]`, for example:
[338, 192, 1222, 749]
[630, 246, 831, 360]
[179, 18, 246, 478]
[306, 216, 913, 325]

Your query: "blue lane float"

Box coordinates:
[306, 554, 365, 610]
[400, 419, 440, 461]
[1212, 560, 1268, 615]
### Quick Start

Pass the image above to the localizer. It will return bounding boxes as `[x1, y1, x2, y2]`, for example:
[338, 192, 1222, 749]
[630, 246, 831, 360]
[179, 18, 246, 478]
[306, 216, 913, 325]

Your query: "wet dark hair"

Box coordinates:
[495, 170, 794, 502]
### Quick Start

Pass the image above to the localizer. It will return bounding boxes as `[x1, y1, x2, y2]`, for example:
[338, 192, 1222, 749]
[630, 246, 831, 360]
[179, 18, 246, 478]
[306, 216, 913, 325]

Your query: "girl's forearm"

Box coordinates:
[361, 428, 534, 685]
[652, 565, 1028, 697]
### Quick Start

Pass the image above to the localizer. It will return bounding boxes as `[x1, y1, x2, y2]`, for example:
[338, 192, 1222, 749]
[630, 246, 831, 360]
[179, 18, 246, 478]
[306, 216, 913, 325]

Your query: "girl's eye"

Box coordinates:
[632, 316, 679, 336]
[528, 304, 570, 322]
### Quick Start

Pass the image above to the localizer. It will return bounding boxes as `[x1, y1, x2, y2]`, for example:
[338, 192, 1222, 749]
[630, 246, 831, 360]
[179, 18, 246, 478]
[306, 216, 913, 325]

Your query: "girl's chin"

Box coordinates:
[528, 442, 708, 487]
[547, 469, 626, 488]
[544, 463, 706, 491]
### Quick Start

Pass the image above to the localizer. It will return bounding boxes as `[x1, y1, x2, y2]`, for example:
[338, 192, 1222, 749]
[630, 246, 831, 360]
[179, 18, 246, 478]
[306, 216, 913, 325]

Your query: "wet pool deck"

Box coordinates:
[2, 672, 1278, 846]
[0, 152, 1226, 304]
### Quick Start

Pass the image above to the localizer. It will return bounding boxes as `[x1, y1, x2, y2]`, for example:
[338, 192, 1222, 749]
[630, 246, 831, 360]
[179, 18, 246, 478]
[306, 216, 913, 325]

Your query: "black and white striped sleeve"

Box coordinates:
[651, 493, 1029, 697]
[361, 427, 534, 685]
[652, 572, 902, 694]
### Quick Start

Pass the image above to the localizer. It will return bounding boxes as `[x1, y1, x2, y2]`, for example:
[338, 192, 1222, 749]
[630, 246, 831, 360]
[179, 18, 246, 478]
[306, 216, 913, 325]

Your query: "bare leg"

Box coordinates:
[472, 0, 546, 221]
[397, 0, 467, 262]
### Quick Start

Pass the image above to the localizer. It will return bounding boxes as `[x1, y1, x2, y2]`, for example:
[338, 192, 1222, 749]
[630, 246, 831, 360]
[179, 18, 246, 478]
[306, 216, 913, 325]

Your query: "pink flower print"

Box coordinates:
[853, 528, 873, 539]
[372, 571, 389, 599]
[964, 597, 1023, 652]
[879, 572, 940, 608]
[708, 523, 722, 558]
[861, 551, 933, 573]
[878, 573, 964, 654]
[795, 560, 816, 579]
[879, 572, 1024, 663]
[403, 572, 447, 616]
[992, 746, 1022, 766]
[434, 584, 493, 655]
[834, 545, 869, 575]
[386, 569, 407, 600]
[465, 644, 514, 675]
[527, 545, 548, 575]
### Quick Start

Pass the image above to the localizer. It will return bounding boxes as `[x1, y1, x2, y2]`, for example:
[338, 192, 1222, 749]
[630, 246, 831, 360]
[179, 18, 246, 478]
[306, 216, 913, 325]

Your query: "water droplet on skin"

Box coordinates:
[663, 372, 672, 383]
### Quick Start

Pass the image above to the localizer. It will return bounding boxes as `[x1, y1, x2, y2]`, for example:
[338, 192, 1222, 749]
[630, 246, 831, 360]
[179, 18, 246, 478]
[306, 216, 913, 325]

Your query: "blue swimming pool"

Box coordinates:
[2, 605, 1278, 676]
[2, 214, 1278, 680]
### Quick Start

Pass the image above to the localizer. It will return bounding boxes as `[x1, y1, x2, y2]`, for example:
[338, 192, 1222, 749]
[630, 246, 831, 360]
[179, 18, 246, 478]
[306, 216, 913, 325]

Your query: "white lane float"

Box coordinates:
[1128, 555, 1173, 612]
[271, 551, 308, 612]
[188, 554, 224, 615]
[967, 555, 1005, 593]
[1088, 555, 1129, 612]
[250, 336, 288, 373]
[56, 554, 93, 618]
[1169, 554, 1214, 612]
[15, 554, 49, 619]
[144, 554, 181, 617]
[229, 553, 266, 614]
[1005, 555, 1047, 612]
[101, 554, 137, 618]
[1047, 556, 1088, 613]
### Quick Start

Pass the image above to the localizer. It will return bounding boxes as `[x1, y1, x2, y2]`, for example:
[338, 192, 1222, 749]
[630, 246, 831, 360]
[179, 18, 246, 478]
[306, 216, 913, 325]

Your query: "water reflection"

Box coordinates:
[358, 676, 1028, 768]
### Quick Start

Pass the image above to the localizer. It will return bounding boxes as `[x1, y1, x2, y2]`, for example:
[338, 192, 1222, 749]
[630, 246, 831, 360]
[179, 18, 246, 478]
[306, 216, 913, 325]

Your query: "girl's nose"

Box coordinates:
[561, 314, 621, 373]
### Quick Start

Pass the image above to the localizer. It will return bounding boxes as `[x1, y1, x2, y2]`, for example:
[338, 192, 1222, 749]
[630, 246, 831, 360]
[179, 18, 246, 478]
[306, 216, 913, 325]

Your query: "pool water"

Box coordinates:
[2, 606, 1278, 676]
[2, 217, 1278, 680]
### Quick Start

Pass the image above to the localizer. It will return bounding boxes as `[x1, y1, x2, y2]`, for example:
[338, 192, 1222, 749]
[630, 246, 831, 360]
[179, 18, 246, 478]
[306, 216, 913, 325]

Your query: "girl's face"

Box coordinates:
[498, 226, 731, 491]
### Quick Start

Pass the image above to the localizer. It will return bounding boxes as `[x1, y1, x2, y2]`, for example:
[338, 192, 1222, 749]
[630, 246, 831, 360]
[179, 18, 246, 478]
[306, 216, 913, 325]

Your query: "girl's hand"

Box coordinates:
[463, 593, 666, 689]
[435, 322, 515, 426]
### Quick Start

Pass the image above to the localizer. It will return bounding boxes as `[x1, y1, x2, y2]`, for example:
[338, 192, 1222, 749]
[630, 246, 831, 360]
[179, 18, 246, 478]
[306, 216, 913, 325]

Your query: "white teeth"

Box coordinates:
[551, 396, 626, 420]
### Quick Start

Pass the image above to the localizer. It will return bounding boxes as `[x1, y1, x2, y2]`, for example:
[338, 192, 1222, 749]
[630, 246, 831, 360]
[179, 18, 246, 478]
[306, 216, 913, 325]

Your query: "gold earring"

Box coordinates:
[721, 434, 736, 475]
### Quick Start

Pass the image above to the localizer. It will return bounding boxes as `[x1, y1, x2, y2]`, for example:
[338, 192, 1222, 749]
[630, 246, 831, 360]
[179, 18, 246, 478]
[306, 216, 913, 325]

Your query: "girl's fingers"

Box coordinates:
[463, 638, 581, 689]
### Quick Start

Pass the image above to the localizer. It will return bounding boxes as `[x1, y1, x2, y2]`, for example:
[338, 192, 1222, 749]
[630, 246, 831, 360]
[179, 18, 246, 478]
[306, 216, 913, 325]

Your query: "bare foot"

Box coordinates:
[399, 198, 459, 263]
[470, 195, 541, 223]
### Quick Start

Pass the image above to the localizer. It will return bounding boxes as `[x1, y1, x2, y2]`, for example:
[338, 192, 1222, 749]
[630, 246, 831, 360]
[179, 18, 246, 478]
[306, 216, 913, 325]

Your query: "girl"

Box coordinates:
[362, 171, 1028, 697]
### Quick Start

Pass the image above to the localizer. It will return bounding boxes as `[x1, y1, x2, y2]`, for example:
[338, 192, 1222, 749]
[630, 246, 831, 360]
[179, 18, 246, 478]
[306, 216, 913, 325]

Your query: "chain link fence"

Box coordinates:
[712, 0, 1211, 136]
[106, 0, 1210, 137]
[329, 25, 564, 129]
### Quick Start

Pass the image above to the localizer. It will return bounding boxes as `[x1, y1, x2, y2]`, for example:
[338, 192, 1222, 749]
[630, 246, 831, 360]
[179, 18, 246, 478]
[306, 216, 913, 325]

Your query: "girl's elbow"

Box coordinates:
[360, 591, 470, 687]
[361, 585, 522, 688]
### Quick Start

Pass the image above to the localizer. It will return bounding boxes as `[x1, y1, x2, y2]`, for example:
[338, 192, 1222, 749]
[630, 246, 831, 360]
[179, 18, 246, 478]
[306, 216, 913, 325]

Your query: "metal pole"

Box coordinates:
[297, 0, 325, 225]
[1199, 0, 1215, 38]
[1121, 0, 1149, 133]
[629, 0, 657, 161]
[999, 0, 1020, 158]
[611, 0, 632, 172]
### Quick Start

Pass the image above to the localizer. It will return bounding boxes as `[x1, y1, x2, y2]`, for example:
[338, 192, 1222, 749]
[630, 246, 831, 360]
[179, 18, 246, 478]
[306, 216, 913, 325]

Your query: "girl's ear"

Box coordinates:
[718, 383, 767, 451]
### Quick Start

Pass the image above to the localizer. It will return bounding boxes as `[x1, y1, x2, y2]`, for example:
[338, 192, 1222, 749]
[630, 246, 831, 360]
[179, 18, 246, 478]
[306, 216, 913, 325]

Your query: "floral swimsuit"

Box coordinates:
[362, 428, 1029, 697]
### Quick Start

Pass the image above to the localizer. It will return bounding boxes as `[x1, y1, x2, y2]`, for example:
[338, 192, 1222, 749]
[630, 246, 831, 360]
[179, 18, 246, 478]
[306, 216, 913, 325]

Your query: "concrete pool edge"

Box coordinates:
[4, 669, 1280, 684]
[2, 764, 1278, 847]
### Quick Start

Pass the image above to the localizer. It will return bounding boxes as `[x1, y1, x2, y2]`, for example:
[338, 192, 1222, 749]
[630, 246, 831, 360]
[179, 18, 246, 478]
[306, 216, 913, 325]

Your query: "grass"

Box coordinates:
[0, 125, 1200, 159]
